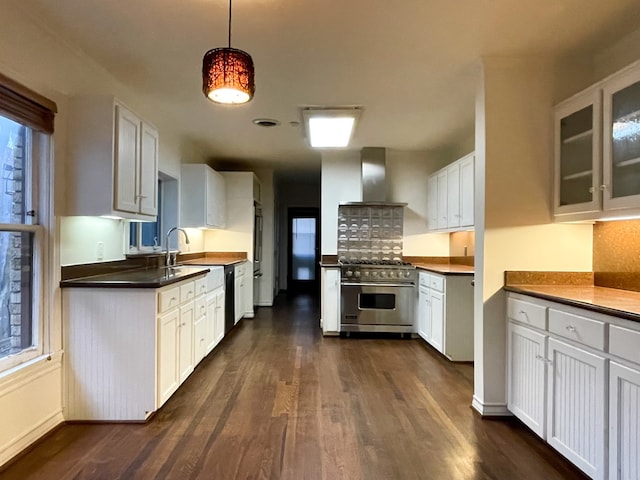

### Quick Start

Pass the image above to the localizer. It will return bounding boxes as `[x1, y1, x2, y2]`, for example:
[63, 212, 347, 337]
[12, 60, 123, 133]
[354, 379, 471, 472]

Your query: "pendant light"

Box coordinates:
[202, 0, 255, 104]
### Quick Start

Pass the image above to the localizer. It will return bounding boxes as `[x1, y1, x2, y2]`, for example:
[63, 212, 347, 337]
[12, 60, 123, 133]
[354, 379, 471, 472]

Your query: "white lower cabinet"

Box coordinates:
[63, 270, 230, 422]
[415, 271, 473, 361]
[506, 292, 640, 480]
[321, 267, 340, 334]
[609, 362, 640, 480]
[507, 321, 547, 438]
[193, 300, 207, 367]
[158, 308, 180, 407]
[547, 337, 606, 480]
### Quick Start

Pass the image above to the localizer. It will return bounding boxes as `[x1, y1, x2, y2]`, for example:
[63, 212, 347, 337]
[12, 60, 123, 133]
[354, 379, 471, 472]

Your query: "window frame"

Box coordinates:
[0, 74, 55, 373]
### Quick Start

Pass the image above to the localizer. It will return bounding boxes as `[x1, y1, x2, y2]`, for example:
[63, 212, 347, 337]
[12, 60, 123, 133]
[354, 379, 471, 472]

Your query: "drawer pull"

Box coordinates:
[535, 354, 544, 361]
[566, 325, 576, 333]
[519, 310, 529, 321]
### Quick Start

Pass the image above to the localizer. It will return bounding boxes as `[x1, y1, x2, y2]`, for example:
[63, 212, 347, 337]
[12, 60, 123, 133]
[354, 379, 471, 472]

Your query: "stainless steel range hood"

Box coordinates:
[342, 147, 407, 206]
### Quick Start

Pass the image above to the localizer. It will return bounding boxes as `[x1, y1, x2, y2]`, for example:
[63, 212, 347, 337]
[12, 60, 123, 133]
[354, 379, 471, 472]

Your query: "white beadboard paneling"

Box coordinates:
[610, 362, 640, 480]
[64, 288, 157, 421]
[507, 322, 546, 438]
[547, 338, 606, 480]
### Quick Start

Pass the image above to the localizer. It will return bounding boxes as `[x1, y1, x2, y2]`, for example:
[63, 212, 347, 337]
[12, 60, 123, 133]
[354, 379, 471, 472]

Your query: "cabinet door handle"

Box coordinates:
[588, 186, 595, 193]
[535, 354, 544, 361]
[519, 310, 529, 321]
[599, 185, 607, 191]
[565, 325, 576, 333]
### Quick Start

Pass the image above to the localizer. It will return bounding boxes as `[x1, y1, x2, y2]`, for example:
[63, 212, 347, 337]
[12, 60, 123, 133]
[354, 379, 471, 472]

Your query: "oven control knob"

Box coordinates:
[380, 271, 387, 278]
[363, 271, 370, 277]
[389, 271, 395, 278]
[346, 270, 353, 277]
[372, 271, 378, 278]
[355, 271, 361, 278]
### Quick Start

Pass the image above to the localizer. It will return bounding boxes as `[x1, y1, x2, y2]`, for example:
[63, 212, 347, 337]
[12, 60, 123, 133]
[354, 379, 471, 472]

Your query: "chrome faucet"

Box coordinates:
[165, 227, 190, 266]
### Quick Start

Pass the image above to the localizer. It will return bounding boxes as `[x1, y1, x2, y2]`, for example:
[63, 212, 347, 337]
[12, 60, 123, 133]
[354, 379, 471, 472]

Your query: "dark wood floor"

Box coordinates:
[3, 292, 587, 480]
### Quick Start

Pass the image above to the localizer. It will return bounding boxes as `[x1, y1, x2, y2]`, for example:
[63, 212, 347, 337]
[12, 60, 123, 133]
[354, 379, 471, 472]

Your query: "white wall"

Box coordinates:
[274, 173, 320, 292]
[60, 217, 127, 265]
[472, 58, 594, 415]
[320, 151, 362, 254]
[386, 149, 454, 256]
[0, 2, 193, 465]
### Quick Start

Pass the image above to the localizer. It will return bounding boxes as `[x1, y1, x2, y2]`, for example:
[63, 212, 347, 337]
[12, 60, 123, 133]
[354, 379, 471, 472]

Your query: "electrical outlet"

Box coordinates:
[96, 241, 104, 261]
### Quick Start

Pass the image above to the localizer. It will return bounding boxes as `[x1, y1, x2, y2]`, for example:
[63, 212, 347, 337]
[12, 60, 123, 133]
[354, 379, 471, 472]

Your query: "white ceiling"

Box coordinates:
[13, 0, 640, 172]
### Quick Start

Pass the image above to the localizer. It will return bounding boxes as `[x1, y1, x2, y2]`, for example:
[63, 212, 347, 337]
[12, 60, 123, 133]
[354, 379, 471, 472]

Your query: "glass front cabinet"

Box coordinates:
[603, 66, 640, 211]
[554, 61, 640, 220]
[554, 88, 602, 217]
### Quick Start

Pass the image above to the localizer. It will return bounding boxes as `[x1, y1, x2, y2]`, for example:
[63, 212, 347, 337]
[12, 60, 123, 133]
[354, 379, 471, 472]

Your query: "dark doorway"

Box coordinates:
[287, 208, 320, 294]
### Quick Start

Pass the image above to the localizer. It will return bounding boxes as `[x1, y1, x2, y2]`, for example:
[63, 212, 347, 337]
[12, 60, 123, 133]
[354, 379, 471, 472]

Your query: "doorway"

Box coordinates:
[287, 208, 320, 293]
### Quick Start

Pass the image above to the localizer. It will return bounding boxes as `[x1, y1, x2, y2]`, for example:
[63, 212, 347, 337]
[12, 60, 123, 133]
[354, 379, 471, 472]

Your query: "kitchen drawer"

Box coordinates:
[235, 262, 246, 277]
[610, 324, 640, 365]
[195, 276, 207, 297]
[180, 280, 196, 303]
[195, 296, 207, 319]
[429, 274, 444, 292]
[158, 286, 180, 314]
[548, 308, 606, 351]
[507, 296, 547, 330]
[419, 272, 431, 288]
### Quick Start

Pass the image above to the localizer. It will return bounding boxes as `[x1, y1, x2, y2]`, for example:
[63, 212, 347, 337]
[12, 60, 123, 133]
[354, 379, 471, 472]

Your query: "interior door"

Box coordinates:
[287, 208, 320, 293]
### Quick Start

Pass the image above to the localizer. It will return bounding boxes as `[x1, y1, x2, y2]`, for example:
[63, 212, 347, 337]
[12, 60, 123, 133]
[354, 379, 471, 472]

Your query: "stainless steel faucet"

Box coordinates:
[165, 227, 190, 266]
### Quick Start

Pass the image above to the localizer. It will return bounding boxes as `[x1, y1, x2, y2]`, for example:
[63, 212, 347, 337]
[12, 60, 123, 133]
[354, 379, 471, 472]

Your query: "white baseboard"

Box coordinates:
[471, 395, 511, 416]
[0, 410, 64, 467]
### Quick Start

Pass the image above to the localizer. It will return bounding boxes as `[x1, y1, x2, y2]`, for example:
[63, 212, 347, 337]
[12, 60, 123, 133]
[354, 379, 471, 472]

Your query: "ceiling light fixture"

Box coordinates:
[202, 0, 255, 105]
[302, 107, 362, 148]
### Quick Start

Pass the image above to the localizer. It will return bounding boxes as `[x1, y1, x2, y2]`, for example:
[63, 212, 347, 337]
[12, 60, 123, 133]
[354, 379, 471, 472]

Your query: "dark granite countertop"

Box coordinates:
[60, 266, 210, 288]
[180, 257, 246, 267]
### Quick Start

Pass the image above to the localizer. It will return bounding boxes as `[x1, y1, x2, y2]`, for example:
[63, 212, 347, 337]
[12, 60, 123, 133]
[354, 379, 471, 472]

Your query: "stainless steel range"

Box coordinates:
[337, 151, 415, 334]
[340, 260, 416, 333]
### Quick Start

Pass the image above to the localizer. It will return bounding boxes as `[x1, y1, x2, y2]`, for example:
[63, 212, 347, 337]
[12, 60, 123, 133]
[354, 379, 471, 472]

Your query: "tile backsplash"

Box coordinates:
[337, 204, 404, 262]
[594, 219, 640, 292]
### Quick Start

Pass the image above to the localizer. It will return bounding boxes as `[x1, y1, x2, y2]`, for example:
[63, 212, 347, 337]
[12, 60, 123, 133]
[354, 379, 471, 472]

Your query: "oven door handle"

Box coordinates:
[341, 282, 415, 288]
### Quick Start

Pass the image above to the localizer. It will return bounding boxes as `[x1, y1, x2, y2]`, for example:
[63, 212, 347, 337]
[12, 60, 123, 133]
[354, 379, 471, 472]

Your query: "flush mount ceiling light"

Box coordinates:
[202, 0, 255, 105]
[302, 107, 362, 148]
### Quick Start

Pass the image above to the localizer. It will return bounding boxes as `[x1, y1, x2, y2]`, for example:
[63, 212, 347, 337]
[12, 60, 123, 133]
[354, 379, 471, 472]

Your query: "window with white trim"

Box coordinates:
[0, 74, 54, 370]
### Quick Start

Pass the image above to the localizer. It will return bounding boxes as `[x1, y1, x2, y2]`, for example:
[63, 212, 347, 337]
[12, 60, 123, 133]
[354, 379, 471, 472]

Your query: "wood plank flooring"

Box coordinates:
[2, 292, 587, 480]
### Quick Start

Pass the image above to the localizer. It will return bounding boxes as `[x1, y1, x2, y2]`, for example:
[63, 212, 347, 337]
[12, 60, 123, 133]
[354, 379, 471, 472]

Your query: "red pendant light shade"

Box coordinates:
[202, 0, 255, 105]
[202, 47, 255, 104]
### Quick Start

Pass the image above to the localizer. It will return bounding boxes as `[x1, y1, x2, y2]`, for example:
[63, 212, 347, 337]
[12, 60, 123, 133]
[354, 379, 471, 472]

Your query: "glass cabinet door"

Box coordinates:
[554, 89, 602, 216]
[603, 67, 640, 211]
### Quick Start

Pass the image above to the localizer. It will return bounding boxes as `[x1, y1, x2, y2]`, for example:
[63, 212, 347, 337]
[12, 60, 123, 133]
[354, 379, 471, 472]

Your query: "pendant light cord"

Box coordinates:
[228, 0, 232, 48]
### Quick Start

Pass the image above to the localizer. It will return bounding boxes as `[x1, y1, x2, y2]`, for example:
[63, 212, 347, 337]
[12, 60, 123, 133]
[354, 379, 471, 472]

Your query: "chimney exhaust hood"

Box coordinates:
[342, 147, 407, 207]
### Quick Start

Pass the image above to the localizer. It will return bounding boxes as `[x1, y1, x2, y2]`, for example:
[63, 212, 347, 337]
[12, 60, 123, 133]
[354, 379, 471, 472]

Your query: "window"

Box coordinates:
[0, 74, 55, 369]
[128, 173, 178, 253]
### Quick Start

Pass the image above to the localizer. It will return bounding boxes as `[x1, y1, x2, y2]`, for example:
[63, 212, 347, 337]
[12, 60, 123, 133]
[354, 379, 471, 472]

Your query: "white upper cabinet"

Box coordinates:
[459, 153, 474, 226]
[427, 152, 474, 232]
[554, 60, 640, 220]
[66, 96, 158, 220]
[427, 175, 438, 230]
[180, 164, 227, 229]
[446, 162, 461, 228]
[603, 65, 640, 211]
[553, 88, 602, 217]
